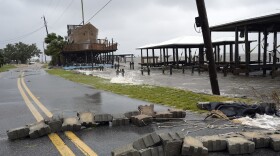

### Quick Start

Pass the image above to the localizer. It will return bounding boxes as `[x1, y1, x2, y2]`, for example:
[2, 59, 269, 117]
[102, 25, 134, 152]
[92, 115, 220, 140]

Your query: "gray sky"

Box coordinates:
[0, 0, 279, 56]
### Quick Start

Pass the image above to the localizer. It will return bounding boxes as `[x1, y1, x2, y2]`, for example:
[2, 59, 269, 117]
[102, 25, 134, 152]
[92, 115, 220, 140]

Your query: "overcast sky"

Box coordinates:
[0, 0, 279, 57]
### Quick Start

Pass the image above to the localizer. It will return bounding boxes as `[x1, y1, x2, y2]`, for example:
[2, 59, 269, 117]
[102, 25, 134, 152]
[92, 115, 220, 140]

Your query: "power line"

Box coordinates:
[50, 0, 74, 26]
[0, 26, 45, 44]
[85, 0, 113, 24]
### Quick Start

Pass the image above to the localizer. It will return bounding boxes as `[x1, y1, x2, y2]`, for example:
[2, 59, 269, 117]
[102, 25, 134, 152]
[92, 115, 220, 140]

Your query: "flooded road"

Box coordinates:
[0, 64, 279, 155]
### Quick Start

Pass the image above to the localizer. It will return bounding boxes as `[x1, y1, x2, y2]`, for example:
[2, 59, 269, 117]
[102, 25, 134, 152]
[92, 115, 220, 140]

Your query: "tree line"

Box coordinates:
[0, 42, 41, 67]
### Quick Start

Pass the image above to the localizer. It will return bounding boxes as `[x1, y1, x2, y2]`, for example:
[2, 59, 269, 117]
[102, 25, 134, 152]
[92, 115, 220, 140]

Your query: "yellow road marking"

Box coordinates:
[17, 74, 75, 156]
[20, 76, 53, 118]
[65, 131, 98, 156]
[17, 78, 43, 121]
[21, 72, 98, 156]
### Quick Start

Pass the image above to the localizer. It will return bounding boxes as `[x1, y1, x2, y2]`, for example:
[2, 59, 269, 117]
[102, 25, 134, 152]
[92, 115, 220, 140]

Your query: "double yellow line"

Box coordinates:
[17, 72, 97, 156]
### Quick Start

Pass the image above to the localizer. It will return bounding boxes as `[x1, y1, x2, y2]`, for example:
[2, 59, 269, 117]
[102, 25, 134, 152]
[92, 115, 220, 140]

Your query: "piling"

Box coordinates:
[169, 65, 173, 75]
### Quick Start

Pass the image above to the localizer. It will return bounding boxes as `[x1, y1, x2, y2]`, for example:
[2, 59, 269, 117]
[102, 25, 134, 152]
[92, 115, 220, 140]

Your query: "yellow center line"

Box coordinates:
[17, 74, 75, 156]
[20, 76, 53, 118]
[17, 78, 44, 122]
[21, 72, 98, 156]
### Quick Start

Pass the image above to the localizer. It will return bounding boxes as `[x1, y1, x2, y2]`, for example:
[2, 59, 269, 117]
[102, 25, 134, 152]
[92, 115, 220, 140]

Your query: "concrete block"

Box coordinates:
[197, 102, 210, 110]
[112, 114, 130, 127]
[77, 112, 95, 127]
[131, 115, 152, 127]
[124, 111, 140, 119]
[155, 111, 173, 122]
[139, 146, 163, 156]
[226, 137, 255, 155]
[219, 132, 242, 139]
[138, 104, 155, 117]
[133, 132, 161, 150]
[94, 114, 113, 124]
[181, 136, 208, 156]
[111, 143, 140, 156]
[168, 109, 186, 118]
[240, 132, 270, 148]
[198, 135, 227, 152]
[269, 134, 280, 151]
[159, 132, 184, 156]
[7, 126, 30, 140]
[62, 117, 81, 131]
[45, 117, 62, 133]
[29, 121, 51, 139]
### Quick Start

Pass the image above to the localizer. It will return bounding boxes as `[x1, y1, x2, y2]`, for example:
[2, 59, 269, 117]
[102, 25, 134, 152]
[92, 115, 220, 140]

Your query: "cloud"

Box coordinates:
[0, 0, 279, 55]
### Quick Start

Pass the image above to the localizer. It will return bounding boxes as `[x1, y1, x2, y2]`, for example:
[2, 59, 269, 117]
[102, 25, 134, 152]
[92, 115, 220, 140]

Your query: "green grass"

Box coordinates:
[0, 64, 16, 72]
[46, 69, 251, 112]
[41, 63, 48, 68]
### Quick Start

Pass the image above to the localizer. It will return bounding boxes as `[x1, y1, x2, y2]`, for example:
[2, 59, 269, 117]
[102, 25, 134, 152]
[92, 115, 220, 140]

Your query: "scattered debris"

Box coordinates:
[113, 130, 280, 156]
[6, 104, 186, 140]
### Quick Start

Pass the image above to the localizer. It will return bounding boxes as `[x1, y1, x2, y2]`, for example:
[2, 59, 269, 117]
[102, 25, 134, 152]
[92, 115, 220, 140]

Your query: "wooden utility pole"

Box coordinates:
[42, 16, 48, 35]
[195, 0, 220, 95]
[81, 0, 85, 25]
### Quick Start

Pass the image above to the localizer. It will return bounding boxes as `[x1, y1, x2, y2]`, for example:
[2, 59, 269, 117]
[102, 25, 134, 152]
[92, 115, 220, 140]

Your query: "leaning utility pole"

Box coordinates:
[195, 0, 220, 95]
[42, 15, 49, 35]
[81, 0, 85, 25]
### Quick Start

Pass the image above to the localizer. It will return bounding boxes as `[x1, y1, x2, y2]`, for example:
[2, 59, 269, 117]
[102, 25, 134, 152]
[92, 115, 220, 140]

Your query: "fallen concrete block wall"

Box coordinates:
[6, 104, 187, 140]
[112, 131, 280, 156]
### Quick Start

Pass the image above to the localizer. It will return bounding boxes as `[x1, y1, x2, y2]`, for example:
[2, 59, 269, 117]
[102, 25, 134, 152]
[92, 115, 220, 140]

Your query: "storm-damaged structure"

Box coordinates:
[61, 23, 118, 69]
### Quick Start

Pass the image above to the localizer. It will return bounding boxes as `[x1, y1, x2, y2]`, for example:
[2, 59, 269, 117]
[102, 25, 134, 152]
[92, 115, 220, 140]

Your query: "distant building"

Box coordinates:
[61, 23, 118, 67]
[67, 23, 98, 44]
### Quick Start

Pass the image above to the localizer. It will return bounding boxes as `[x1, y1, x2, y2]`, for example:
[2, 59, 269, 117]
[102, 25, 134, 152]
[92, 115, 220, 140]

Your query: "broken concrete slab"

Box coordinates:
[155, 111, 173, 122]
[7, 126, 30, 140]
[159, 132, 184, 156]
[269, 134, 280, 151]
[197, 102, 210, 110]
[112, 114, 130, 127]
[181, 136, 208, 156]
[29, 121, 51, 139]
[111, 143, 140, 156]
[124, 111, 140, 120]
[168, 109, 186, 118]
[239, 132, 270, 148]
[219, 132, 243, 139]
[94, 113, 113, 124]
[132, 132, 161, 150]
[226, 137, 255, 155]
[62, 117, 82, 131]
[77, 112, 95, 127]
[131, 114, 153, 127]
[44, 117, 62, 133]
[138, 104, 155, 117]
[139, 146, 163, 156]
[198, 135, 227, 152]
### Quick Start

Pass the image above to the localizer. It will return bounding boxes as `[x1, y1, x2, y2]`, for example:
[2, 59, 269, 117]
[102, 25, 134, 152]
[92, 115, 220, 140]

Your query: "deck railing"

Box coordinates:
[63, 42, 118, 52]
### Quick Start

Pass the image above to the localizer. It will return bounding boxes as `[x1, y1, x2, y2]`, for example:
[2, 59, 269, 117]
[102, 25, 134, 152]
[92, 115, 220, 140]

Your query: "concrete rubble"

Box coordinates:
[62, 117, 82, 131]
[112, 131, 280, 156]
[7, 104, 187, 140]
[181, 136, 208, 156]
[77, 112, 95, 127]
[29, 121, 51, 139]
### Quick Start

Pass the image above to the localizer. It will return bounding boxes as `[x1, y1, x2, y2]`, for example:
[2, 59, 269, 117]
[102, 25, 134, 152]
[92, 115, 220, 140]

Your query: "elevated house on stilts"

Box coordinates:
[61, 23, 118, 70]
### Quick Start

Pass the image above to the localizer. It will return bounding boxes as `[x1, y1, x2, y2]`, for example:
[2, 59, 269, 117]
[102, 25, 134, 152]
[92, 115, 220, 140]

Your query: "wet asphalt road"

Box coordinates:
[0, 64, 280, 156]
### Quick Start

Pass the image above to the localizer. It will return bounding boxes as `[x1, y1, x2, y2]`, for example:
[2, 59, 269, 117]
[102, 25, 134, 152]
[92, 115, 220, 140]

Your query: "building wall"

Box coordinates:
[69, 23, 98, 44]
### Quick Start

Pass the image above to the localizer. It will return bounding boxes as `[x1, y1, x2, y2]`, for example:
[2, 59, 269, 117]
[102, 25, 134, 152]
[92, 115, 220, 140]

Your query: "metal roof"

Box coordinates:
[210, 12, 280, 32]
[137, 36, 254, 49]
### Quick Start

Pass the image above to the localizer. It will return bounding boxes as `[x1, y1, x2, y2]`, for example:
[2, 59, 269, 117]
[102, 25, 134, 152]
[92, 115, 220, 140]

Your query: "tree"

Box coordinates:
[44, 33, 66, 66]
[0, 49, 4, 67]
[2, 42, 41, 64]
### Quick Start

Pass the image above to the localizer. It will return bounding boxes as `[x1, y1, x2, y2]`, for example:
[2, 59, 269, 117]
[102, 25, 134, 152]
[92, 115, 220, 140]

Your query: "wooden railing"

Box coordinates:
[63, 43, 118, 52]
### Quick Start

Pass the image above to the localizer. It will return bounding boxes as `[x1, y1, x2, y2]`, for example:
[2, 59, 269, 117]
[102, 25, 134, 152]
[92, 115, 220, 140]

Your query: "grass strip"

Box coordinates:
[0, 64, 16, 72]
[46, 69, 250, 112]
